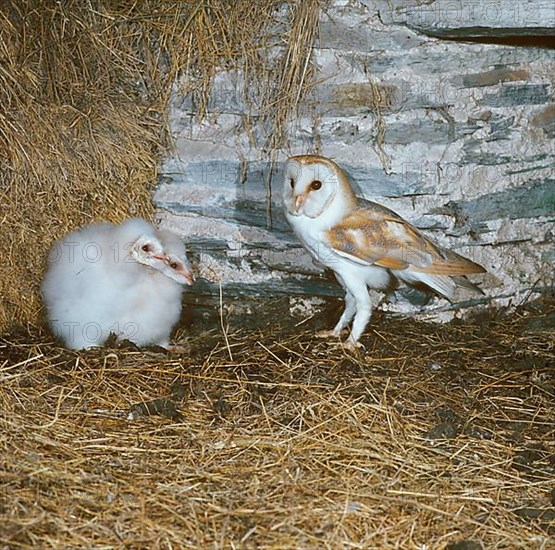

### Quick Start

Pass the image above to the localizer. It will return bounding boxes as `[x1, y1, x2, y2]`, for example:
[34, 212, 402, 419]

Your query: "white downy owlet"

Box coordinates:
[42, 218, 194, 350]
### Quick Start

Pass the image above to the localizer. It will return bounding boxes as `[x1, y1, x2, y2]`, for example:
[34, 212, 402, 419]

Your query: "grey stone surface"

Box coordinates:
[373, 0, 555, 37]
[155, 0, 555, 322]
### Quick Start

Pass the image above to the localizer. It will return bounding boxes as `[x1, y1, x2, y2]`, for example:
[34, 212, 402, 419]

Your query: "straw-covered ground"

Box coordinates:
[1, 295, 553, 549]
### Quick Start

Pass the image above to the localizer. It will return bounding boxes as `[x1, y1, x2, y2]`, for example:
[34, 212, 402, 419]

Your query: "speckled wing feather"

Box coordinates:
[325, 204, 486, 275]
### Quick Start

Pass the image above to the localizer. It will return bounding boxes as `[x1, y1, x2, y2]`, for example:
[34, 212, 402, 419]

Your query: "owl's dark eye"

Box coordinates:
[170, 262, 178, 270]
[289, 177, 295, 188]
[310, 180, 322, 190]
[141, 244, 151, 252]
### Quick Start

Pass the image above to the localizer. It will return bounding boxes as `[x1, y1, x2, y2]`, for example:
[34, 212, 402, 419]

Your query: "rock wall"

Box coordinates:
[155, 0, 554, 320]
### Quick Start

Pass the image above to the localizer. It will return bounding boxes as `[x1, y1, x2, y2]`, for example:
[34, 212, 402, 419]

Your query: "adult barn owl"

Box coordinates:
[283, 155, 486, 349]
[42, 218, 194, 350]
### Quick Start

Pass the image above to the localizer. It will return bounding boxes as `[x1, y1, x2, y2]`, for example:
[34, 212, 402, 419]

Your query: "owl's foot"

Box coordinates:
[315, 329, 343, 339]
[167, 344, 188, 354]
[341, 338, 365, 352]
[322, 336, 364, 352]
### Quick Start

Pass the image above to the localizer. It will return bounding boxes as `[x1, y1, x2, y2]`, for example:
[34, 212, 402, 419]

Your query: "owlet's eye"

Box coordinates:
[170, 262, 178, 270]
[289, 178, 295, 188]
[310, 180, 322, 190]
[141, 244, 151, 252]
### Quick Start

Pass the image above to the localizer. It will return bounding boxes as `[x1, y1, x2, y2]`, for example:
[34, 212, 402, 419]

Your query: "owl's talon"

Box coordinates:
[166, 344, 188, 354]
[342, 339, 365, 352]
[323, 336, 364, 352]
[316, 329, 342, 339]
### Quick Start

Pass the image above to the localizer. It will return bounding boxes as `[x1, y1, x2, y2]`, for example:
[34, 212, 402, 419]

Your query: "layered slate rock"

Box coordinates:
[155, 0, 554, 319]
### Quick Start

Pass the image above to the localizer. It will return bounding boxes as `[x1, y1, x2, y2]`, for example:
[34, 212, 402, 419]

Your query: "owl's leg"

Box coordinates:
[316, 273, 354, 338]
[332, 289, 357, 334]
[316, 290, 356, 339]
[344, 282, 372, 348]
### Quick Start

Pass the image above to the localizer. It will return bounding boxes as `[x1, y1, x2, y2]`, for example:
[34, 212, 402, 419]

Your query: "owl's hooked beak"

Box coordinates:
[294, 194, 305, 214]
[163, 256, 196, 286]
[174, 263, 195, 286]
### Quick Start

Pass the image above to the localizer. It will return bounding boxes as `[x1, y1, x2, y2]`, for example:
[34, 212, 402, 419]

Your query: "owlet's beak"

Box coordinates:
[166, 257, 195, 286]
[178, 265, 195, 286]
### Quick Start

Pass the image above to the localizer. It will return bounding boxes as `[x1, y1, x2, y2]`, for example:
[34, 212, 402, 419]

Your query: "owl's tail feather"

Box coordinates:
[395, 271, 484, 302]
[395, 271, 456, 300]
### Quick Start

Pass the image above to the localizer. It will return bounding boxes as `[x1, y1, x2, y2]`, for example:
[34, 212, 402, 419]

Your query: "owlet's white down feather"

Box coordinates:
[283, 155, 486, 349]
[42, 218, 195, 350]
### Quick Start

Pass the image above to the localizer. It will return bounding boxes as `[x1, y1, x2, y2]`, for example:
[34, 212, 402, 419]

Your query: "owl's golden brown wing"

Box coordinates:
[325, 205, 486, 276]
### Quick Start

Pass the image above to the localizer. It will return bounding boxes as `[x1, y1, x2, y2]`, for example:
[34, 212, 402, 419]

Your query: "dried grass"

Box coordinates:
[0, 0, 321, 329]
[1, 298, 553, 548]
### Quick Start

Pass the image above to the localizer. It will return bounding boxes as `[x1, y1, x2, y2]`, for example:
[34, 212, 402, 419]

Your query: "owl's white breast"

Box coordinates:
[286, 209, 334, 266]
[285, 187, 349, 260]
[285, 206, 391, 291]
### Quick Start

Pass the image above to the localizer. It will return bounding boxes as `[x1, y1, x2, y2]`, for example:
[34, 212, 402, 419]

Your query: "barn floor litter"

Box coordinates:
[1, 295, 553, 549]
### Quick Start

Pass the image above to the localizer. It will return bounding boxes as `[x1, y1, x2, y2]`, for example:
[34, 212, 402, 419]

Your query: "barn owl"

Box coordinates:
[283, 155, 486, 349]
[42, 218, 194, 350]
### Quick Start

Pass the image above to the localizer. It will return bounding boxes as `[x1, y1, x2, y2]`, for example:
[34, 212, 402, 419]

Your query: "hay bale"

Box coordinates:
[1, 1, 164, 328]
